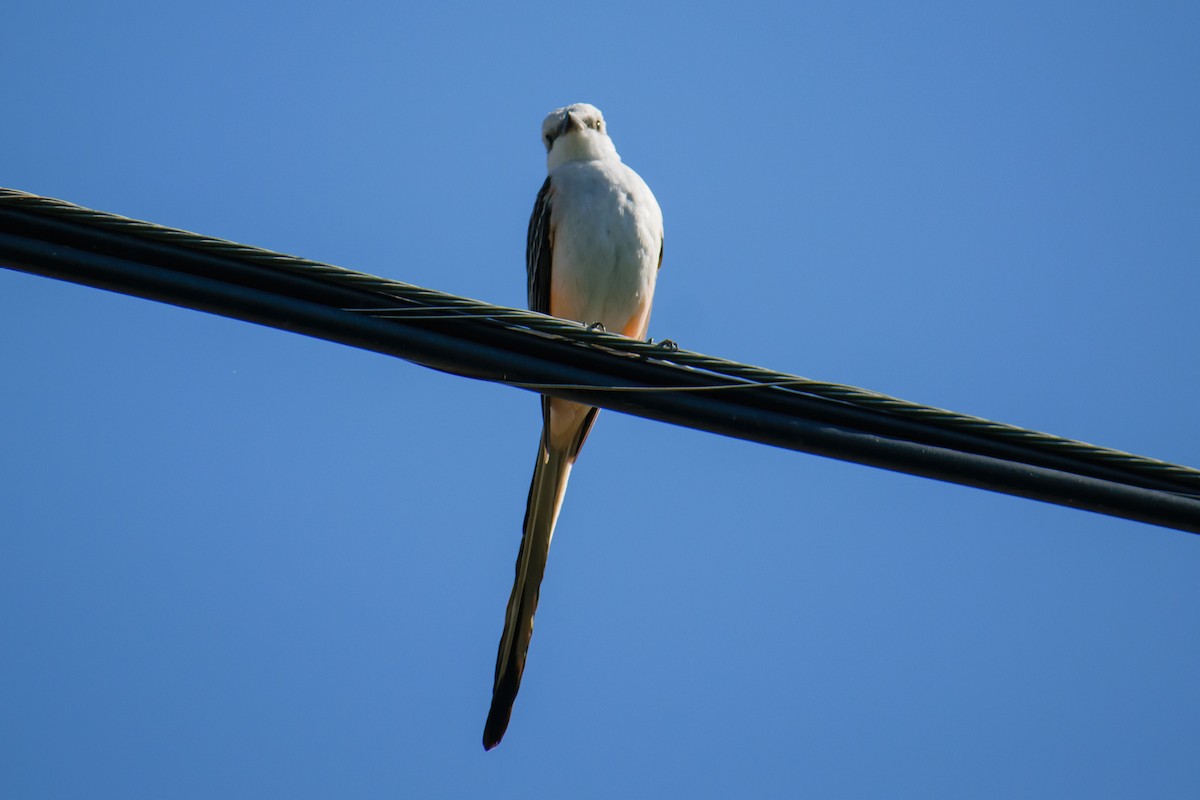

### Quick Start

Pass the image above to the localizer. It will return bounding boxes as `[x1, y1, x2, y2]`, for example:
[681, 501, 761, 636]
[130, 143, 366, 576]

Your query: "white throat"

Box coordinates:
[547, 130, 621, 172]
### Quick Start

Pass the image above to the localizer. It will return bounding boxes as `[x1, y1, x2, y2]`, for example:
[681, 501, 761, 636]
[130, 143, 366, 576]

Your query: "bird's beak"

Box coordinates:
[558, 111, 579, 138]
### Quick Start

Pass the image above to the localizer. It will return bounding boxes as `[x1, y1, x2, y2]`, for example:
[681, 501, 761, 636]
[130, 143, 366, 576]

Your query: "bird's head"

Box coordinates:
[541, 103, 620, 169]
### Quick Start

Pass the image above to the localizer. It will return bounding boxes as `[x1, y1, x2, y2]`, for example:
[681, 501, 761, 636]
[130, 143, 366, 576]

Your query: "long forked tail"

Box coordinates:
[483, 434, 574, 750]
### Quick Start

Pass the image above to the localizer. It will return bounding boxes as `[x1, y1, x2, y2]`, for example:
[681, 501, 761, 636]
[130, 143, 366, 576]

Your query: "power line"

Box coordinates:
[2, 187, 1198, 533]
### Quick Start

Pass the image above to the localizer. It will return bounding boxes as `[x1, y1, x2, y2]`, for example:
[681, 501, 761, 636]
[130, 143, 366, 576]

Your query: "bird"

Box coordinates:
[483, 103, 664, 750]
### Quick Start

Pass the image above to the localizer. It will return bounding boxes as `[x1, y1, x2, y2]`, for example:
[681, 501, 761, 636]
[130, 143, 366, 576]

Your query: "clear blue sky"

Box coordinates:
[3, 2, 1199, 797]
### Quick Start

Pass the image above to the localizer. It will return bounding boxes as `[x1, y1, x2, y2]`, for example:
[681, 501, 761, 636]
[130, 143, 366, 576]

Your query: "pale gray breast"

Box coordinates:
[548, 160, 661, 327]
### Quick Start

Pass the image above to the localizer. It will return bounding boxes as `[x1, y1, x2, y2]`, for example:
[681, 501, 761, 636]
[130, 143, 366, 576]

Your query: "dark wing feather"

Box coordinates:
[526, 176, 554, 314]
[527, 176, 561, 433]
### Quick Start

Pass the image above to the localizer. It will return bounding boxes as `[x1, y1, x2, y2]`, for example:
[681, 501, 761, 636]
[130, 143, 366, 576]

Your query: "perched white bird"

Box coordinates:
[484, 103, 664, 750]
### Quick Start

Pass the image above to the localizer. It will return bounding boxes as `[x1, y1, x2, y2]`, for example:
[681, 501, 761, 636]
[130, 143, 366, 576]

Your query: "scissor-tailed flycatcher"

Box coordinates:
[483, 103, 664, 750]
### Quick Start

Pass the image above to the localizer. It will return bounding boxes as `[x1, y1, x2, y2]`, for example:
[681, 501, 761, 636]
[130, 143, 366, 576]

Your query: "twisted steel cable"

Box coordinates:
[2, 187, 1197, 533]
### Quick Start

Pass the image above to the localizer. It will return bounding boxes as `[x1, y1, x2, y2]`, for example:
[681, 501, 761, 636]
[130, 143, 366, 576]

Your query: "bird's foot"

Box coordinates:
[586, 322, 607, 333]
[648, 338, 679, 352]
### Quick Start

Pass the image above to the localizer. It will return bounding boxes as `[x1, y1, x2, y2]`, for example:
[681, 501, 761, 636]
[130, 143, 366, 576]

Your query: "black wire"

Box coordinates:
[2, 188, 1198, 534]
[4, 188, 1196, 492]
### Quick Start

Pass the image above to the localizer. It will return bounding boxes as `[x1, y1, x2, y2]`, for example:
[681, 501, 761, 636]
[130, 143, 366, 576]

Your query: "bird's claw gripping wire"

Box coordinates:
[649, 338, 679, 352]
[586, 322, 607, 333]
